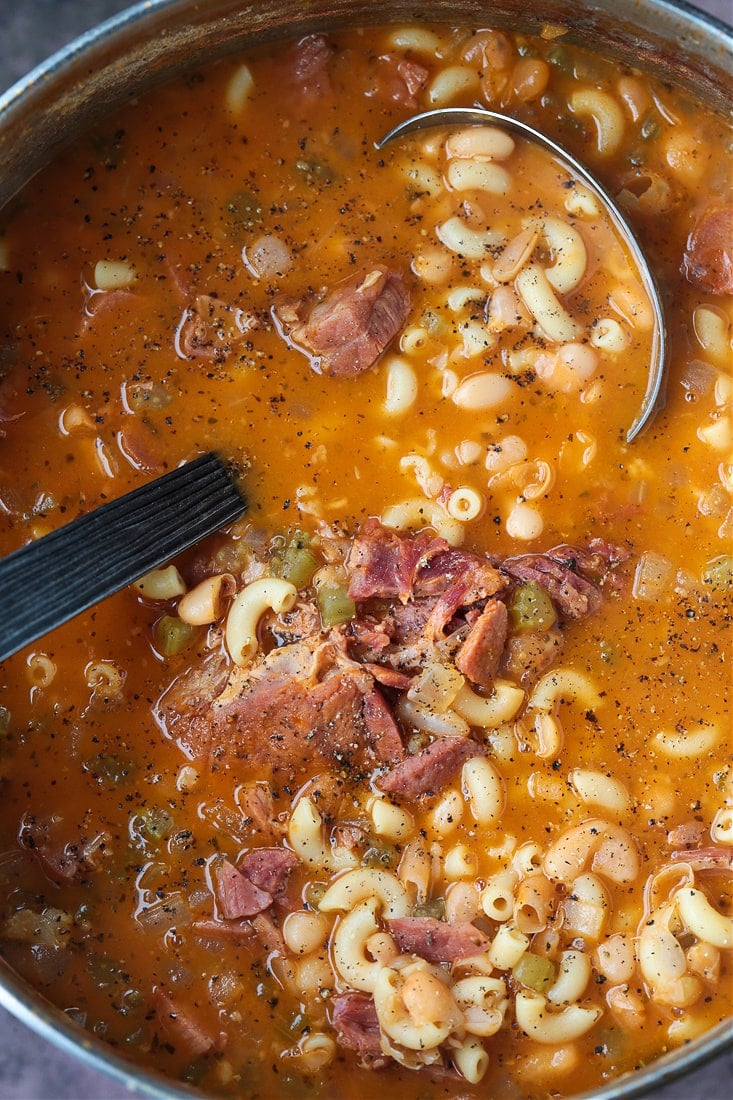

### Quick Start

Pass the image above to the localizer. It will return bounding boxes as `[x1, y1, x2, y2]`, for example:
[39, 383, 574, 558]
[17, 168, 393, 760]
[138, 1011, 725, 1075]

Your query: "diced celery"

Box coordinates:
[280, 533, 318, 588]
[512, 951, 555, 992]
[304, 881, 327, 909]
[317, 584, 355, 627]
[546, 45, 572, 72]
[294, 159, 336, 185]
[140, 806, 174, 842]
[154, 615, 199, 656]
[224, 189, 263, 230]
[181, 1058, 210, 1086]
[702, 554, 732, 589]
[362, 842, 398, 869]
[87, 952, 125, 988]
[119, 987, 145, 1017]
[125, 381, 171, 411]
[641, 114, 660, 140]
[86, 751, 135, 785]
[413, 898, 445, 920]
[509, 582, 557, 631]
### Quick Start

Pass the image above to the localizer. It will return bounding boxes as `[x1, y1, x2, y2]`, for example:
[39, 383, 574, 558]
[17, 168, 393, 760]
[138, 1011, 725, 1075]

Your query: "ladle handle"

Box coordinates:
[0, 452, 246, 662]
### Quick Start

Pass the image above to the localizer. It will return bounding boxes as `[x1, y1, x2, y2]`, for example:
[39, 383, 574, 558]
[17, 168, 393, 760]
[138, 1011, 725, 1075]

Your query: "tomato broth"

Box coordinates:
[0, 21, 730, 1100]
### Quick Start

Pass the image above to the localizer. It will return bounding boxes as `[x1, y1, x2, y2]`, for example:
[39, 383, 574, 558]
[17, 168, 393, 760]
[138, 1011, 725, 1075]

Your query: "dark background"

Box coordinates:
[0, 0, 731, 1096]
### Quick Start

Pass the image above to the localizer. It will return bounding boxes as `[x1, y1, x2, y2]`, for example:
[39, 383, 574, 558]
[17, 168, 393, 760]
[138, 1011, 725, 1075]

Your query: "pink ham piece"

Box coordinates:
[192, 918, 253, 943]
[455, 599, 508, 687]
[667, 821, 706, 849]
[152, 988, 220, 1057]
[397, 60, 429, 100]
[285, 34, 334, 103]
[670, 846, 733, 874]
[238, 847, 298, 896]
[501, 540, 628, 620]
[416, 546, 505, 602]
[332, 992, 382, 1055]
[348, 522, 447, 603]
[158, 653, 405, 782]
[215, 858, 272, 919]
[388, 916, 491, 962]
[376, 736, 484, 801]
[215, 848, 298, 919]
[682, 205, 733, 295]
[347, 520, 504, 605]
[277, 266, 411, 377]
[374, 56, 429, 107]
[210, 672, 403, 776]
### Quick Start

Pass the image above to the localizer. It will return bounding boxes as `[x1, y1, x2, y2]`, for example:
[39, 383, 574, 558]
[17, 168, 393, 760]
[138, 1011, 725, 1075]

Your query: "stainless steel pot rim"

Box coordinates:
[0, 956, 197, 1099]
[1, 950, 731, 1100]
[0, 0, 731, 125]
[0, 1, 731, 1098]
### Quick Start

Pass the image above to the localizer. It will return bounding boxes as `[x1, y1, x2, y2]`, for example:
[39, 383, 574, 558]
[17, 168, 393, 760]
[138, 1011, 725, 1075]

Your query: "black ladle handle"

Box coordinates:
[0, 452, 246, 662]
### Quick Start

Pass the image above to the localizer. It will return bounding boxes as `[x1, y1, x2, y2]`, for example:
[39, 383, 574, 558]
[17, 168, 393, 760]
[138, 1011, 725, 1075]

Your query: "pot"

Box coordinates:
[0, 2, 730, 1098]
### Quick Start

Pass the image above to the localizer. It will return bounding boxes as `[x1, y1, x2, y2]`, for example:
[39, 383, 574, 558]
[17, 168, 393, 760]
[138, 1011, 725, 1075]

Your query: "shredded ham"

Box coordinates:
[682, 205, 733, 295]
[152, 988, 221, 1057]
[275, 266, 411, 376]
[376, 736, 484, 801]
[388, 916, 491, 961]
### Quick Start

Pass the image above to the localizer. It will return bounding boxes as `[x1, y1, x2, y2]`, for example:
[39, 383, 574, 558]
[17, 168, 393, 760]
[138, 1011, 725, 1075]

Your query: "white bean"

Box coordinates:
[427, 65, 480, 105]
[446, 160, 511, 194]
[445, 127, 515, 161]
[225, 63, 255, 113]
[452, 372, 513, 410]
[505, 500, 543, 540]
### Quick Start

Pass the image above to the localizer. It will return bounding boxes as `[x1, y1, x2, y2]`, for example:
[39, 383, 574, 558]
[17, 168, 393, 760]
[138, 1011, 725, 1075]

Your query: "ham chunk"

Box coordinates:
[682, 205, 733, 295]
[238, 847, 298, 896]
[159, 653, 404, 782]
[285, 34, 334, 103]
[416, 546, 504, 602]
[374, 56, 429, 107]
[152, 988, 221, 1057]
[670, 846, 733, 874]
[348, 521, 447, 602]
[176, 294, 257, 362]
[455, 599, 508, 687]
[278, 266, 411, 376]
[19, 815, 110, 885]
[215, 858, 272, 918]
[501, 541, 626, 620]
[388, 916, 491, 962]
[376, 736, 483, 801]
[347, 520, 503, 605]
[211, 671, 403, 777]
[332, 992, 383, 1056]
[215, 848, 298, 919]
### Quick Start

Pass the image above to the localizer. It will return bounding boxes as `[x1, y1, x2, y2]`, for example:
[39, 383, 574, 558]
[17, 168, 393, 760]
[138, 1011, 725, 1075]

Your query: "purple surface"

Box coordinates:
[0, 1, 731, 1098]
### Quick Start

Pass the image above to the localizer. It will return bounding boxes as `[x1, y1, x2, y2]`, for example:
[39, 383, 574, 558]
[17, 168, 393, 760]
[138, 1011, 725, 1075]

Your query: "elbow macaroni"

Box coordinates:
[225, 577, 297, 665]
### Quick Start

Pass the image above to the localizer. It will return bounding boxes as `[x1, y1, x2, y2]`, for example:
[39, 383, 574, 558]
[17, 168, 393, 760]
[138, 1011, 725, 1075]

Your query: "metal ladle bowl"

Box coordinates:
[378, 107, 668, 443]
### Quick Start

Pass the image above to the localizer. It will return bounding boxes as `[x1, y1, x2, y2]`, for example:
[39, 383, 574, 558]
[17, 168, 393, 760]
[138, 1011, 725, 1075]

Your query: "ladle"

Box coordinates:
[378, 107, 667, 443]
[0, 452, 246, 663]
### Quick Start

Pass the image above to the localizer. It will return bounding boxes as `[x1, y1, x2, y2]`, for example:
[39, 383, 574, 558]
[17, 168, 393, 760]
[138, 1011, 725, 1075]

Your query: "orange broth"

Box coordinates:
[0, 21, 730, 1100]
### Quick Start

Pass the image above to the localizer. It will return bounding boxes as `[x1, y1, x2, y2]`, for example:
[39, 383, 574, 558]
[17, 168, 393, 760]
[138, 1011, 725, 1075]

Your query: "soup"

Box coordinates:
[0, 19, 730, 1100]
